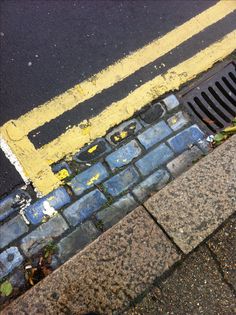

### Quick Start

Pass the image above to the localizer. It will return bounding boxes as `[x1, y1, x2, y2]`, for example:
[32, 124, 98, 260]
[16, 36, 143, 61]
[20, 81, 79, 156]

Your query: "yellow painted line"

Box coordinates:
[12, 0, 236, 135]
[0, 124, 60, 195]
[39, 30, 236, 164]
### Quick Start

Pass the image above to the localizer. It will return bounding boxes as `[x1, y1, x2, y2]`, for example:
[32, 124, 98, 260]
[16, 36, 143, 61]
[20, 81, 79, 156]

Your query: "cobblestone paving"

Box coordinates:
[0, 93, 212, 307]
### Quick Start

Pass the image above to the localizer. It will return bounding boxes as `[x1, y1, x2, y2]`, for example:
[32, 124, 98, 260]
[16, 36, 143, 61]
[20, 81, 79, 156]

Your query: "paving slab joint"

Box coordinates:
[206, 241, 236, 296]
[142, 203, 184, 256]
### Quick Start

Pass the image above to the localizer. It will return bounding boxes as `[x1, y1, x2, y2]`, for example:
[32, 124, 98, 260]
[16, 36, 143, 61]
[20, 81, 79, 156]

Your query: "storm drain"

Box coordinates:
[178, 61, 236, 134]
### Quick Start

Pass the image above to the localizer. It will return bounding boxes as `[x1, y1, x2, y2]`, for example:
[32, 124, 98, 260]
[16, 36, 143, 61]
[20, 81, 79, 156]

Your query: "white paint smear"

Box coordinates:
[0, 136, 29, 184]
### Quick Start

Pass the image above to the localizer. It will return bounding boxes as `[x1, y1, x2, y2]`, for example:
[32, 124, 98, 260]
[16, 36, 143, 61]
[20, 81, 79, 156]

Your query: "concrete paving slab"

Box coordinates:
[125, 246, 236, 315]
[1, 206, 180, 315]
[145, 136, 236, 253]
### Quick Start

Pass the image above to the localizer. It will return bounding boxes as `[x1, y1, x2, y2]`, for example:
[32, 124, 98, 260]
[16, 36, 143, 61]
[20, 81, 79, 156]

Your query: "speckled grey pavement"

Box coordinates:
[125, 244, 236, 315]
[145, 135, 236, 253]
[207, 214, 236, 291]
[1, 207, 180, 315]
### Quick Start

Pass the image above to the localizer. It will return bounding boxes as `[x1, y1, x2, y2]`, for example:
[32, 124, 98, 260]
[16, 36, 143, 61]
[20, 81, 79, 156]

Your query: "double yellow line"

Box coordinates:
[1, 0, 236, 195]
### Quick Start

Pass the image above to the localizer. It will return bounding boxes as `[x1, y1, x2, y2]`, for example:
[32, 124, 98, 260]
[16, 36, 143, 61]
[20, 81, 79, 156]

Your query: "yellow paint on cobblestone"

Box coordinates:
[88, 145, 98, 154]
[56, 169, 70, 181]
[87, 174, 100, 186]
[8, 0, 236, 136]
[0, 1, 235, 195]
[39, 30, 236, 164]
[114, 131, 128, 142]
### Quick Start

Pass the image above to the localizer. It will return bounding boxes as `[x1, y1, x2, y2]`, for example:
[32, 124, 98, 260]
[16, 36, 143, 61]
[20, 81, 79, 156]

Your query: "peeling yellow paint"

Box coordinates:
[47, 196, 55, 201]
[88, 145, 98, 154]
[87, 174, 100, 186]
[171, 117, 178, 124]
[39, 30, 236, 164]
[0, 1, 235, 196]
[9, 0, 236, 136]
[114, 131, 128, 142]
[56, 169, 69, 180]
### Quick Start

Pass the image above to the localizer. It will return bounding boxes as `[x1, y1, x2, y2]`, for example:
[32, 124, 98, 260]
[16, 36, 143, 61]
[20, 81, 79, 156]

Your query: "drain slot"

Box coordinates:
[178, 61, 236, 134]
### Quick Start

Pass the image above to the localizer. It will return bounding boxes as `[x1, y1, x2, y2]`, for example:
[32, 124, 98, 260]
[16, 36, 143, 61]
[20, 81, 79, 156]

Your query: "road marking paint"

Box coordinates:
[0, 123, 60, 195]
[40, 30, 236, 165]
[11, 0, 236, 135]
[1, 7, 236, 195]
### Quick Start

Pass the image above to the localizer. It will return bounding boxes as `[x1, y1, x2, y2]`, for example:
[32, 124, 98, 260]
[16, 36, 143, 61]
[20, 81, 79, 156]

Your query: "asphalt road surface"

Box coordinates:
[1, 0, 236, 196]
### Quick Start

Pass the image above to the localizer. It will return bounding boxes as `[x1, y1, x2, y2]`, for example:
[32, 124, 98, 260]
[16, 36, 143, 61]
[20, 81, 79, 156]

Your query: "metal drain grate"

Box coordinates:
[178, 61, 236, 134]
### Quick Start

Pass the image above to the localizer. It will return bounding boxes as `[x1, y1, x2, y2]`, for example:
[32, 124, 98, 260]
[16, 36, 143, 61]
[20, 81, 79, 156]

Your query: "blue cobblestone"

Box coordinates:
[106, 118, 142, 145]
[167, 111, 189, 131]
[57, 221, 100, 263]
[96, 193, 138, 230]
[197, 138, 213, 154]
[105, 140, 142, 171]
[132, 169, 170, 202]
[167, 146, 203, 177]
[63, 189, 107, 226]
[74, 138, 111, 163]
[135, 144, 174, 176]
[137, 121, 172, 149]
[0, 247, 24, 279]
[0, 215, 28, 249]
[102, 166, 140, 197]
[24, 187, 71, 225]
[69, 162, 109, 196]
[21, 215, 68, 257]
[139, 102, 166, 125]
[52, 161, 72, 177]
[167, 125, 205, 154]
[0, 189, 31, 222]
[162, 94, 180, 111]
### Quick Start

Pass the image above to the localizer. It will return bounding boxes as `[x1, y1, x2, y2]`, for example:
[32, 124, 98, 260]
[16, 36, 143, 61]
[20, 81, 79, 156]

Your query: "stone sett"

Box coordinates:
[167, 111, 189, 131]
[135, 143, 174, 176]
[139, 102, 165, 125]
[102, 166, 140, 197]
[167, 146, 203, 177]
[2, 207, 180, 315]
[137, 120, 172, 149]
[0, 215, 28, 249]
[132, 169, 170, 203]
[69, 162, 109, 196]
[106, 118, 142, 145]
[162, 94, 180, 111]
[0, 189, 31, 222]
[0, 268, 26, 310]
[96, 193, 138, 230]
[167, 124, 205, 154]
[20, 215, 68, 257]
[24, 187, 71, 225]
[63, 189, 107, 226]
[0, 247, 23, 279]
[74, 138, 111, 163]
[57, 221, 100, 264]
[197, 138, 213, 154]
[52, 161, 72, 180]
[145, 135, 236, 253]
[105, 140, 142, 171]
